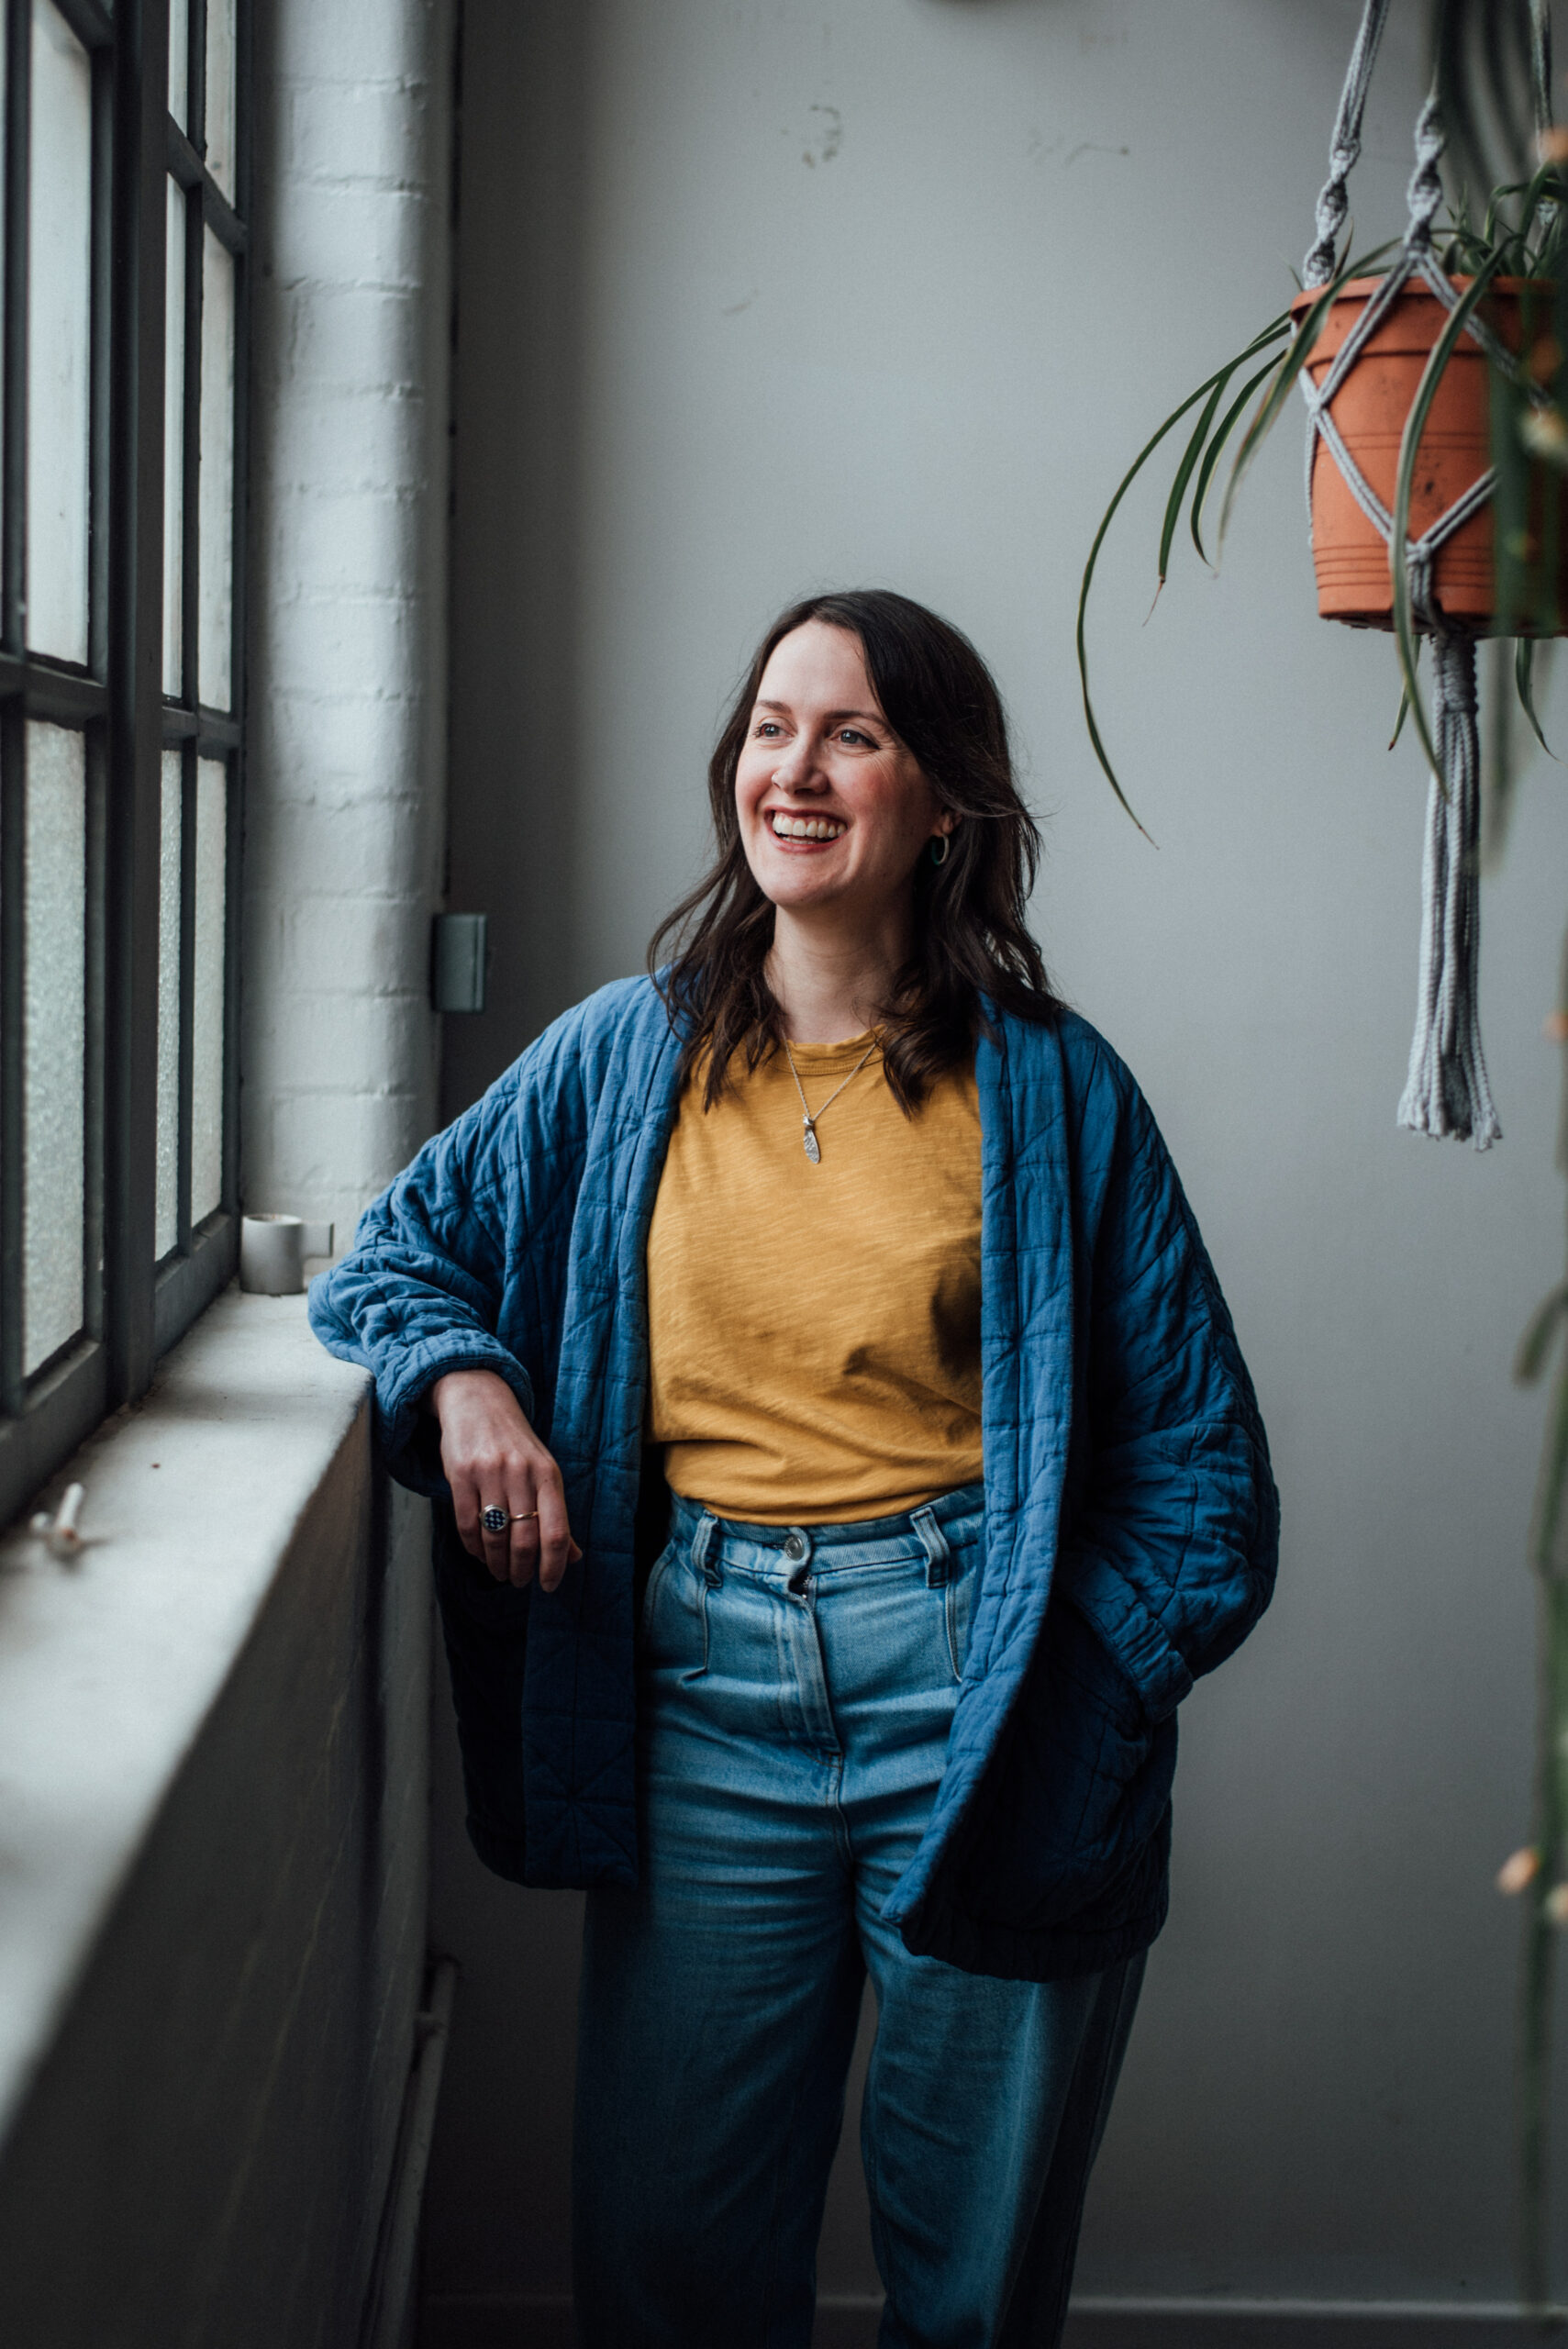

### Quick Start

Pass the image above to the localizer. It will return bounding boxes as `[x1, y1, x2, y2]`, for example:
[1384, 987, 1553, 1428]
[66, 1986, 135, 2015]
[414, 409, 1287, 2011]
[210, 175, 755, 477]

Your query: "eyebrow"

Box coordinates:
[753, 699, 884, 725]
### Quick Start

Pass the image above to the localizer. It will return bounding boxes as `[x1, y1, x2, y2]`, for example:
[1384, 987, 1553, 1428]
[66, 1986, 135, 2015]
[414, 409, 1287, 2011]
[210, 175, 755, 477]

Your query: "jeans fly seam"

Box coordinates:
[827, 1752, 855, 1873]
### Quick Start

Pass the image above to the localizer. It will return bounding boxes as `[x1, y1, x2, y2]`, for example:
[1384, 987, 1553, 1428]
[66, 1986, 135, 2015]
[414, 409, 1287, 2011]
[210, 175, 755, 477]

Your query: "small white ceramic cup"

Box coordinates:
[240, 1212, 306, 1296]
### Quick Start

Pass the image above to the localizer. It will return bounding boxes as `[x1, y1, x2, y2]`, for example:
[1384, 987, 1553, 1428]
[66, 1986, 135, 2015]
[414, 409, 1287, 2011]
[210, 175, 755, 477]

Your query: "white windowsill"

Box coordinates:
[0, 1286, 371, 2149]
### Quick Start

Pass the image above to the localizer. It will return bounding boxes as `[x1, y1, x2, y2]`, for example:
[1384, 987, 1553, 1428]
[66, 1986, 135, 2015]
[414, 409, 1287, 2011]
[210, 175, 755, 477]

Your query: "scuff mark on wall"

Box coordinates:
[790, 100, 842, 167]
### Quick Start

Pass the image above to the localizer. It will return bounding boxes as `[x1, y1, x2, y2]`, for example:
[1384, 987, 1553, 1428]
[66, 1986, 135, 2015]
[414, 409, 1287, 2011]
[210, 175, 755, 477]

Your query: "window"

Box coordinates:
[0, 0, 247, 1527]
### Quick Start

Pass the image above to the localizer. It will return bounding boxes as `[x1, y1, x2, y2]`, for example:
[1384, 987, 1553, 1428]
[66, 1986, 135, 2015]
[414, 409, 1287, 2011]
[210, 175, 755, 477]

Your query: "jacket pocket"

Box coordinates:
[954, 1597, 1176, 1932]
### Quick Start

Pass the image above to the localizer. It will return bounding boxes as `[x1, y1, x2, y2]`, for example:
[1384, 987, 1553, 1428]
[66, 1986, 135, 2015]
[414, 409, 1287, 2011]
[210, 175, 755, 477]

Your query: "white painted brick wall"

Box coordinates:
[244, 0, 453, 1248]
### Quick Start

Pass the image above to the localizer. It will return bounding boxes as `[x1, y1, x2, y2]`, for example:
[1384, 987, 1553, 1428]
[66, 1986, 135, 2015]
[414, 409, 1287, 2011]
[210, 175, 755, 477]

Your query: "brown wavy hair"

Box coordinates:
[649, 588, 1059, 1111]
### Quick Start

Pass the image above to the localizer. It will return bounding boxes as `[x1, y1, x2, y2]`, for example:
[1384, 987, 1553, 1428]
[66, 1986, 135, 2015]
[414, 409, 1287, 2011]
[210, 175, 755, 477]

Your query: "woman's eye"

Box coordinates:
[839, 728, 873, 748]
[755, 721, 782, 738]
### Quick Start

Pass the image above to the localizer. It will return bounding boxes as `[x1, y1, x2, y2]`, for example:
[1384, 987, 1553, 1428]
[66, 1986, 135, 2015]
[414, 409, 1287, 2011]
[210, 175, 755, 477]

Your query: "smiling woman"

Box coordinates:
[309, 584, 1279, 2349]
[655, 588, 1055, 1114]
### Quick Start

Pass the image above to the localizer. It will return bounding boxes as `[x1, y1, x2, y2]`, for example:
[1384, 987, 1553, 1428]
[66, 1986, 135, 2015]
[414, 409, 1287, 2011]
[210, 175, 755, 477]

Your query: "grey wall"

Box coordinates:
[431, 0, 1568, 2321]
[0, 1410, 430, 2349]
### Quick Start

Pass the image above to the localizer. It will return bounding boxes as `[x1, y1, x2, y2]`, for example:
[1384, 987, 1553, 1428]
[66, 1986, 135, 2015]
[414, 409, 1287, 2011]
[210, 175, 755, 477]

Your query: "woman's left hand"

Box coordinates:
[428, 1366, 584, 1590]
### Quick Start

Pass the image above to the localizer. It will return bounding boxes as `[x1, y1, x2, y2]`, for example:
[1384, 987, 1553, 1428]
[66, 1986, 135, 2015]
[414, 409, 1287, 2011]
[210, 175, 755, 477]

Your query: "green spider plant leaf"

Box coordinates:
[1391, 249, 1512, 787]
[1190, 357, 1286, 567]
[1485, 637, 1519, 863]
[1493, 340, 1536, 635]
[1218, 242, 1399, 549]
[1388, 641, 1426, 751]
[1154, 340, 1286, 592]
[1530, 1359, 1568, 1575]
[1153, 375, 1232, 604]
[1075, 328, 1289, 836]
[1518, 1280, 1568, 1384]
[1512, 158, 1563, 249]
[1516, 635, 1559, 760]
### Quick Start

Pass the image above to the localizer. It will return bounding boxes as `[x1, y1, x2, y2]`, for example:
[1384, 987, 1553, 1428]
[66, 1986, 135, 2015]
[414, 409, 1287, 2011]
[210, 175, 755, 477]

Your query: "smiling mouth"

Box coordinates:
[768, 811, 846, 842]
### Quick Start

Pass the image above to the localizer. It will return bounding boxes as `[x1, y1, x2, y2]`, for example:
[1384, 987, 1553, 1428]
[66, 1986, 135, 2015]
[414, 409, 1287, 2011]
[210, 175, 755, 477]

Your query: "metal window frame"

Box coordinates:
[0, 0, 250, 1527]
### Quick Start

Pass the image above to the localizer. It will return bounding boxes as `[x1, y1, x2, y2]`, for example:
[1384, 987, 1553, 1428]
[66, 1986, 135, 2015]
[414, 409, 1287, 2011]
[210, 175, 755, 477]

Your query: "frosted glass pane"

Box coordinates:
[28, 1, 92, 665]
[162, 180, 185, 696]
[167, 0, 188, 128]
[198, 229, 234, 708]
[191, 758, 226, 1222]
[23, 723, 86, 1374]
[205, 0, 236, 199]
[156, 750, 182, 1259]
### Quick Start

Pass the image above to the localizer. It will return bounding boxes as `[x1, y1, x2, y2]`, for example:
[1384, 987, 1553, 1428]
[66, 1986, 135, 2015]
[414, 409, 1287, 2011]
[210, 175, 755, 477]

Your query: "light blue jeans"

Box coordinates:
[573, 1485, 1143, 2349]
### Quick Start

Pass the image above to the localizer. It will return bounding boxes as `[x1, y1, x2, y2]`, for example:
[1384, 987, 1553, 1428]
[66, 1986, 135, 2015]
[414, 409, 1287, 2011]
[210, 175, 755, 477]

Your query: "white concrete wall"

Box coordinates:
[244, 0, 453, 1247]
[429, 0, 1568, 2328]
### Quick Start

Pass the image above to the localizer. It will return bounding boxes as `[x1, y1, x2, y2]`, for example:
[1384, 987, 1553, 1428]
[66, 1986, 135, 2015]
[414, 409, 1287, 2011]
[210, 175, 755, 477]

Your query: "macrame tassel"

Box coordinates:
[1396, 628, 1501, 1148]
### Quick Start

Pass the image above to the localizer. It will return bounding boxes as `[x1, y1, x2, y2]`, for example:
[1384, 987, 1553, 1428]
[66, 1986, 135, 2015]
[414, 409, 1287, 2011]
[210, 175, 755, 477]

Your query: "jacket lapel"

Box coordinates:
[883, 1008, 1079, 1924]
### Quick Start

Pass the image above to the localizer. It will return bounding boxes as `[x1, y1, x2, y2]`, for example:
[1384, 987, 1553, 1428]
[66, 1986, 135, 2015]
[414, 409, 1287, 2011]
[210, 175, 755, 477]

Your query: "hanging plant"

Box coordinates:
[1075, 0, 1568, 2310]
[1077, 0, 1568, 1152]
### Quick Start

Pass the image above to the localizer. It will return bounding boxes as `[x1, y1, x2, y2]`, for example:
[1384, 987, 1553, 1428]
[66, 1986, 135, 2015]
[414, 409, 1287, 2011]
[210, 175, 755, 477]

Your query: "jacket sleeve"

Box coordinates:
[1053, 1063, 1279, 1722]
[306, 1065, 539, 1496]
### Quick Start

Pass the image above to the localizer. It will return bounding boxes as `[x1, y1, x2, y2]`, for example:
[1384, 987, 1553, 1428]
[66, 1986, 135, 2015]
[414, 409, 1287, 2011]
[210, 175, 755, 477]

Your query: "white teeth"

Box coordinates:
[770, 813, 845, 841]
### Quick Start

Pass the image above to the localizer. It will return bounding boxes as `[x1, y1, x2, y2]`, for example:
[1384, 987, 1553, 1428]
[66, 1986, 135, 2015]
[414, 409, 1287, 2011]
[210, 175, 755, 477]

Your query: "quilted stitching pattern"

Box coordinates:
[309, 981, 1278, 1979]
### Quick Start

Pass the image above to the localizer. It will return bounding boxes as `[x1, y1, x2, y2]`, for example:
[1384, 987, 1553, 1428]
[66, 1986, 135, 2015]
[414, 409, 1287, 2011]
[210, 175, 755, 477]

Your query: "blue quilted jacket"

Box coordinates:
[309, 975, 1277, 1981]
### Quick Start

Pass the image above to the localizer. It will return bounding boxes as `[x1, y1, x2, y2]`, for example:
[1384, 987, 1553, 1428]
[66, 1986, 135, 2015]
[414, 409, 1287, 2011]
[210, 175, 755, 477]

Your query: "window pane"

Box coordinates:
[167, 0, 188, 129]
[190, 757, 225, 1223]
[205, 0, 236, 199]
[23, 723, 86, 1374]
[155, 749, 181, 1259]
[198, 228, 234, 708]
[162, 181, 185, 696]
[28, 0, 92, 665]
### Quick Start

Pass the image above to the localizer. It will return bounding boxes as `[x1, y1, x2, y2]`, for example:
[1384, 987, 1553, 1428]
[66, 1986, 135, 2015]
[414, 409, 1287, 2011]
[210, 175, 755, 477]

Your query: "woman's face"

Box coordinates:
[734, 621, 953, 926]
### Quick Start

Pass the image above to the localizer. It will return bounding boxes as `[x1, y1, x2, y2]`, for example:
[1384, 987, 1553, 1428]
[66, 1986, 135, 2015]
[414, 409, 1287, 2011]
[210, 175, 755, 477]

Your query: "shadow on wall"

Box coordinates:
[442, 0, 594, 1124]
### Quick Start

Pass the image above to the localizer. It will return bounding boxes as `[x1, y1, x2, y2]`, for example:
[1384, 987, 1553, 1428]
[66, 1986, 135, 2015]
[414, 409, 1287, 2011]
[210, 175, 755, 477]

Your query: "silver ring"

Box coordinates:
[481, 1505, 507, 1536]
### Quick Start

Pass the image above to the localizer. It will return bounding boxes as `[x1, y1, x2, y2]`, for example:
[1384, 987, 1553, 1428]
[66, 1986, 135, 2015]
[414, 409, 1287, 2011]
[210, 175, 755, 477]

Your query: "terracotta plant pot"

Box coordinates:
[1289, 273, 1568, 631]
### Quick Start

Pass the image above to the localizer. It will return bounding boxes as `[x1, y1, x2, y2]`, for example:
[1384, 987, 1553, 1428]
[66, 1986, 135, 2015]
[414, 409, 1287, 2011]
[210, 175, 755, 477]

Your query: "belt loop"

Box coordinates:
[911, 1505, 951, 1588]
[691, 1512, 722, 1589]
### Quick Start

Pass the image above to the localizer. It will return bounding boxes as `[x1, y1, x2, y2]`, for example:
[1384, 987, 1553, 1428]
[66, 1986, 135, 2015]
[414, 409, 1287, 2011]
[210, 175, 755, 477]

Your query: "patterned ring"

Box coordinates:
[481, 1505, 508, 1536]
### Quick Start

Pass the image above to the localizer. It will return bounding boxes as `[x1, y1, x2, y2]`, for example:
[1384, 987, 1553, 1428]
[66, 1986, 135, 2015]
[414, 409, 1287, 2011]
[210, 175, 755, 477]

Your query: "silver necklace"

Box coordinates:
[782, 1035, 880, 1163]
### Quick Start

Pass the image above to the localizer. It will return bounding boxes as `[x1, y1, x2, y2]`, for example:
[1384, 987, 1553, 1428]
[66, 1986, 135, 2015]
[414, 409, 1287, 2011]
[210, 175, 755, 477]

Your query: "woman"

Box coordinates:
[310, 588, 1277, 2348]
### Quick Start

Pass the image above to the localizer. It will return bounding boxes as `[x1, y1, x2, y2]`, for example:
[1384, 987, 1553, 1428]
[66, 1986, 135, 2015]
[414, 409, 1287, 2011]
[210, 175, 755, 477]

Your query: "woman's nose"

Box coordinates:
[771, 743, 824, 790]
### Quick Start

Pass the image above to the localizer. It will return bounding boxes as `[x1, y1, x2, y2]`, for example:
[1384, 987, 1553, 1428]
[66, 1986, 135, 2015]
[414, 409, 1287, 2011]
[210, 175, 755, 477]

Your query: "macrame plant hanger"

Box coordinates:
[1299, 0, 1554, 1149]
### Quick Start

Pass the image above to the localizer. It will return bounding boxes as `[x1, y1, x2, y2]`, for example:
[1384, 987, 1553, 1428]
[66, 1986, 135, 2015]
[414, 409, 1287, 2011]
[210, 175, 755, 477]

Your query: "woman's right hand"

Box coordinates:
[428, 1367, 583, 1590]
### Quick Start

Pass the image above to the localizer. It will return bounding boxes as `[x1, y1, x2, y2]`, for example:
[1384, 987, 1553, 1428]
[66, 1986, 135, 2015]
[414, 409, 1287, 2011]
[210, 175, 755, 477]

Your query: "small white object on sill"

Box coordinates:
[239, 1214, 305, 1296]
[28, 1483, 94, 1565]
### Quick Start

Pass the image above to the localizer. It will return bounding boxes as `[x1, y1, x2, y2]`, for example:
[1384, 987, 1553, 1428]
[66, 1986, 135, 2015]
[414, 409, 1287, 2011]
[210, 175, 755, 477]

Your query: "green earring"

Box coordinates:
[929, 833, 951, 867]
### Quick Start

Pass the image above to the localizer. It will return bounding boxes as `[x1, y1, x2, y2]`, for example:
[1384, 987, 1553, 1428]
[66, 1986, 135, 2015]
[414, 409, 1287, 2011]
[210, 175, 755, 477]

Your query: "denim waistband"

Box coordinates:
[667, 1480, 984, 1563]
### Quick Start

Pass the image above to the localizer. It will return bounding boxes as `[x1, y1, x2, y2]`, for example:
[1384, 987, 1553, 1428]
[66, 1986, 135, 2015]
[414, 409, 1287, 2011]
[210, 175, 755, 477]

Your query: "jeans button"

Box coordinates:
[784, 1532, 806, 1563]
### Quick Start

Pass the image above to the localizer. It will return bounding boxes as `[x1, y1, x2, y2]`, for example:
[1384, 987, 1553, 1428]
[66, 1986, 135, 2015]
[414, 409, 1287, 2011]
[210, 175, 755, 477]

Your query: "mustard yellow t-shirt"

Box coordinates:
[645, 1034, 984, 1523]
